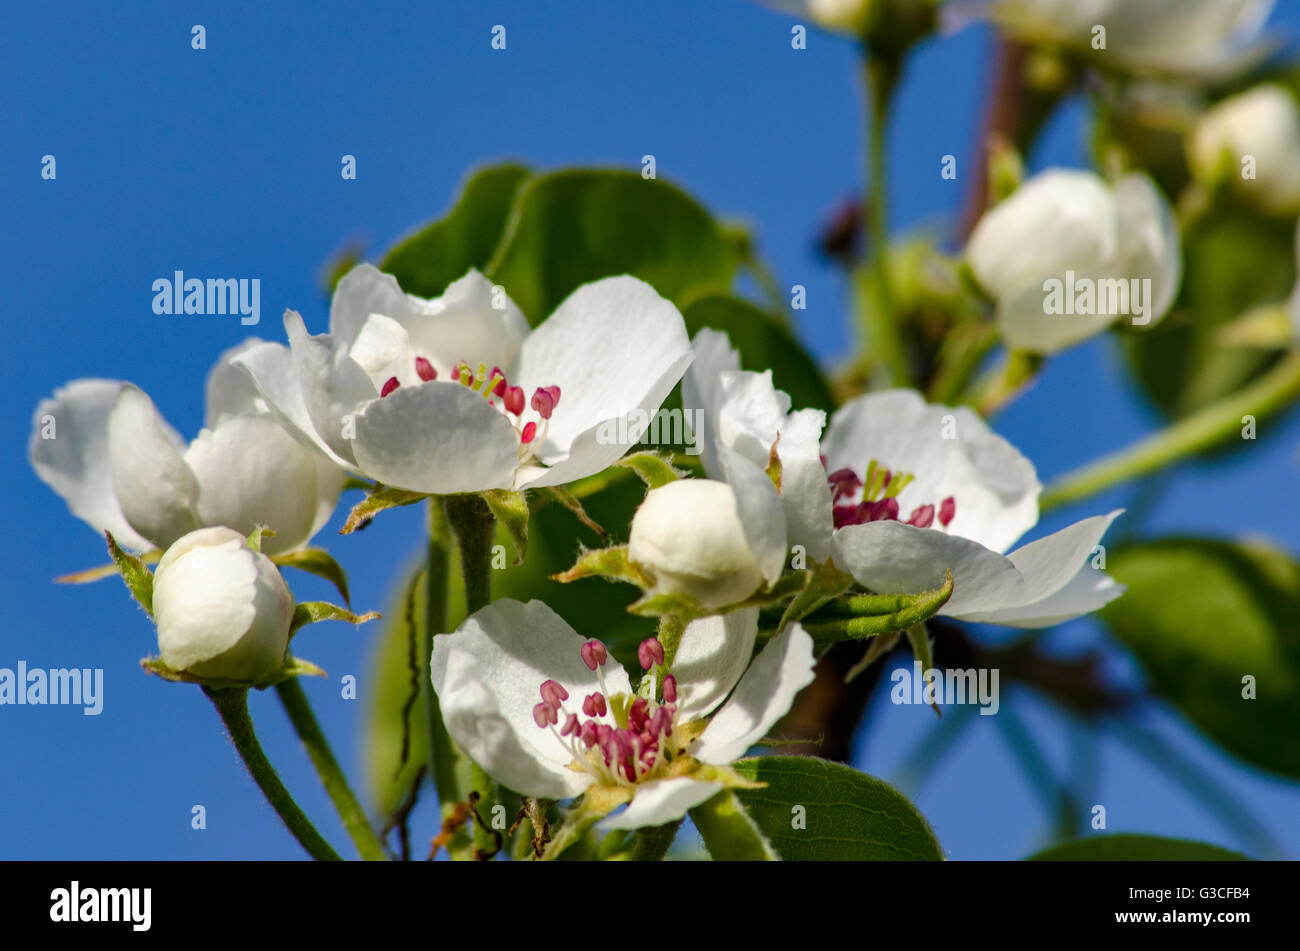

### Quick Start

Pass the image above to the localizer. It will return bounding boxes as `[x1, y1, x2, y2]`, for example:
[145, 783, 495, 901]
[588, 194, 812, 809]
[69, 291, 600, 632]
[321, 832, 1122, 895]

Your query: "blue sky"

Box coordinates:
[3, 0, 1298, 859]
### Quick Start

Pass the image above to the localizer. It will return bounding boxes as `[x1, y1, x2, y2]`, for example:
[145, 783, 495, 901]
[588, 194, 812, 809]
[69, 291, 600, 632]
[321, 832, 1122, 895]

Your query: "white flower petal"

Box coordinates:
[599, 778, 723, 831]
[107, 385, 200, 550]
[513, 276, 692, 460]
[29, 379, 151, 550]
[348, 313, 410, 377]
[718, 446, 788, 586]
[351, 381, 519, 494]
[672, 607, 760, 721]
[1114, 173, 1182, 327]
[692, 622, 816, 765]
[284, 311, 376, 464]
[822, 390, 1041, 553]
[183, 414, 323, 555]
[681, 328, 740, 480]
[329, 263, 421, 346]
[983, 561, 1125, 628]
[831, 519, 1026, 618]
[777, 408, 833, 564]
[307, 456, 347, 539]
[956, 510, 1124, 626]
[716, 369, 791, 470]
[430, 599, 632, 800]
[232, 328, 354, 469]
[205, 339, 268, 428]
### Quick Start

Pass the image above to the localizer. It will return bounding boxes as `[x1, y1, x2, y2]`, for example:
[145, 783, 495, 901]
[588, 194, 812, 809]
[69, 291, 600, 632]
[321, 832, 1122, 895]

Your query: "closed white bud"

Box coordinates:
[1188, 84, 1300, 215]
[628, 480, 764, 610]
[966, 168, 1181, 353]
[153, 527, 294, 683]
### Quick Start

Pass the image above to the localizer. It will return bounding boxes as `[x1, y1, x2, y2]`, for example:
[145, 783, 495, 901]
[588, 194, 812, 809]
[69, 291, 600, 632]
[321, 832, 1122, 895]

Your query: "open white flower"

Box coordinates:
[985, 0, 1275, 80]
[823, 390, 1124, 628]
[30, 342, 345, 555]
[153, 527, 295, 683]
[233, 265, 693, 495]
[430, 599, 816, 830]
[681, 328, 834, 571]
[1188, 84, 1300, 216]
[966, 168, 1181, 354]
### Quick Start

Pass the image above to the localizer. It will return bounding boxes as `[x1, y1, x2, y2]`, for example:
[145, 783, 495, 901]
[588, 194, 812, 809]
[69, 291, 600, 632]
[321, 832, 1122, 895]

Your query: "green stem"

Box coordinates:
[423, 498, 471, 856]
[445, 492, 500, 858]
[632, 820, 683, 861]
[861, 52, 908, 387]
[275, 678, 386, 861]
[1041, 351, 1300, 512]
[204, 686, 341, 861]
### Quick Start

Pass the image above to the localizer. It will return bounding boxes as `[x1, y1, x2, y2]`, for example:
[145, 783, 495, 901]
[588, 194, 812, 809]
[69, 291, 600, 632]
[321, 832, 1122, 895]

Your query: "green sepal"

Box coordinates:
[539, 785, 633, 861]
[799, 571, 953, 647]
[340, 486, 427, 534]
[245, 525, 275, 552]
[774, 560, 854, 632]
[289, 601, 381, 638]
[105, 531, 155, 618]
[140, 653, 327, 690]
[57, 549, 160, 585]
[552, 544, 652, 587]
[481, 489, 529, 564]
[271, 547, 352, 606]
[614, 450, 683, 489]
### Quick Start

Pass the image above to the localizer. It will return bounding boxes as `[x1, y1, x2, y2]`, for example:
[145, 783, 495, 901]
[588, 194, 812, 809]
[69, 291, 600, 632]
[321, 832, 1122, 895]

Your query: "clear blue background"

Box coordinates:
[3, 0, 1298, 859]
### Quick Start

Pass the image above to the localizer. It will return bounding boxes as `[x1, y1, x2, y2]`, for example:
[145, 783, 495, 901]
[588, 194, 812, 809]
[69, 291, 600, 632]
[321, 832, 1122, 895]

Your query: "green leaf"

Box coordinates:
[482, 489, 529, 565]
[1101, 538, 1300, 779]
[690, 789, 779, 861]
[680, 292, 835, 412]
[340, 486, 427, 534]
[732, 756, 944, 861]
[272, 547, 351, 606]
[485, 169, 736, 323]
[380, 163, 531, 298]
[1027, 834, 1247, 861]
[105, 531, 154, 618]
[1121, 211, 1293, 421]
[289, 602, 380, 638]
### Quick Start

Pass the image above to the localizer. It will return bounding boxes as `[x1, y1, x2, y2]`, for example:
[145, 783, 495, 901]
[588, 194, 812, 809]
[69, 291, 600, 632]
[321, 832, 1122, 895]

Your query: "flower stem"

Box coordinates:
[861, 52, 908, 387]
[632, 819, 682, 861]
[423, 498, 473, 859]
[1040, 350, 1300, 512]
[203, 686, 341, 861]
[444, 492, 500, 858]
[274, 678, 386, 860]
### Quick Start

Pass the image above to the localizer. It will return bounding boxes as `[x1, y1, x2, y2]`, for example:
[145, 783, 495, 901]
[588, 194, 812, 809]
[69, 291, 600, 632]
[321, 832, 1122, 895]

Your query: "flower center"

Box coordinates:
[824, 457, 956, 530]
[378, 357, 561, 464]
[532, 636, 682, 788]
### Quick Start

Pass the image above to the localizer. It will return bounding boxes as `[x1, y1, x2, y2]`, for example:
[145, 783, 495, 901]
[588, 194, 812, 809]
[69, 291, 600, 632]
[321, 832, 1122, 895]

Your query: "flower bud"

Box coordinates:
[807, 0, 871, 32]
[628, 479, 764, 610]
[966, 168, 1180, 353]
[1188, 84, 1300, 215]
[152, 527, 295, 683]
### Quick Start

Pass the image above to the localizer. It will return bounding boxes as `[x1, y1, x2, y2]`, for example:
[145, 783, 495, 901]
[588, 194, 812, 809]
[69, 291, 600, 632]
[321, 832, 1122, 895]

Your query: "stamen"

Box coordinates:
[521, 421, 537, 444]
[380, 377, 400, 397]
[415, 357, 437, 382]
[504, 385, 525, 416]
[539, 679, 569, 704]
[938, 496, 956, 527]
[560, 713, 580, 737]
[907, 504, 935, 528]
[580, 639, 608, 670]
[637, 637, 665, 670]
[582, 693, 607, 717]
[532, 701, 559, 728]
[662, 674, 677, 704]
[530, 386, 561, 420]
